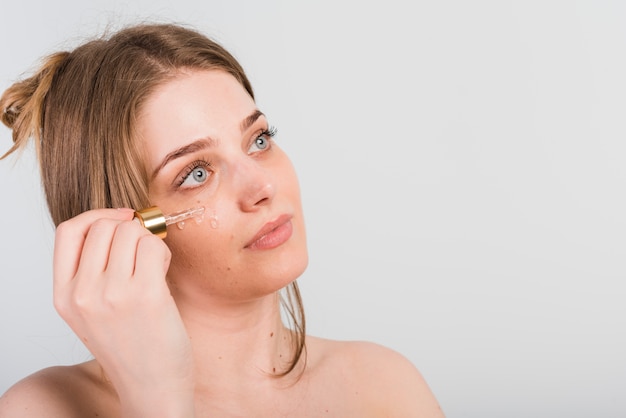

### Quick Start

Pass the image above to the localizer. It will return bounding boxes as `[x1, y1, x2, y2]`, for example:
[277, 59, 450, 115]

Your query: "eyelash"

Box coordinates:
[250, 125, 278, 152]
[175, 125, 278, 188]
[177, 159, 212, 187]
[253, 126, 277, 149]
[263, 125, 278, 138]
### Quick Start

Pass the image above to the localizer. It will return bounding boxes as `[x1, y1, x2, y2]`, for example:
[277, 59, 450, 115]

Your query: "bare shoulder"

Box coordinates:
[0, 361, 117, 418]
[306, 337, 445, 417]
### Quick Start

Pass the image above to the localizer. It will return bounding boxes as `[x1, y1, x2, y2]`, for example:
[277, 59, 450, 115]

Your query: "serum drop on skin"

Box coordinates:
[208, 210, 219, 229]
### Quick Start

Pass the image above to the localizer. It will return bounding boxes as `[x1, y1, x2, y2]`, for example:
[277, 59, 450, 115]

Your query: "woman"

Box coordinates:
[0, 23, 444, 417]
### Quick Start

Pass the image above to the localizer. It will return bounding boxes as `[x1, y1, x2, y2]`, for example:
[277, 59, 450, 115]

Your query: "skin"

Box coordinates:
[0, 70, 445, 417]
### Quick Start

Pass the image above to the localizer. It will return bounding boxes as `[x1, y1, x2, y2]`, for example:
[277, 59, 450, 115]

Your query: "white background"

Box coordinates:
[1, 1, 625, 417]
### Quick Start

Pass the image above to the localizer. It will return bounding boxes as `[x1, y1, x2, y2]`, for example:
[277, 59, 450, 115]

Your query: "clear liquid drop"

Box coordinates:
[210, 214, 219, 229]
[176, 220, 186, 230]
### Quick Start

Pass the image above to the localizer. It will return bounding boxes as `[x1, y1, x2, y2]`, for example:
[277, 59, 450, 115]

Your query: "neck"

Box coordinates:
[169, 283, 300, 393]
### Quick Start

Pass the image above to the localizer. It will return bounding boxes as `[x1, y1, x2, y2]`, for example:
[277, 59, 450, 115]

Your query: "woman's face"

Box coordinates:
[137, 70, 308, 300]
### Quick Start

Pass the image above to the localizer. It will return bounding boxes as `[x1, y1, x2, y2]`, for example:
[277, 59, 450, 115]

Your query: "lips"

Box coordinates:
[245, 214, 293, 250]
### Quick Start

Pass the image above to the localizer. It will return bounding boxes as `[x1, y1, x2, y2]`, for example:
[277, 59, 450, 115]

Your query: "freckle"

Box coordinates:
[273, 367, 276, 373]
[218, 356, 222, 360]
[270, 332, 274, 337]
[279, 354, 282, 358]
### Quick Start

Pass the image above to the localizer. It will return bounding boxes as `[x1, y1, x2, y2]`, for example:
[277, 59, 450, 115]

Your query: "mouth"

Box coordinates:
[245, 214, 293, 250]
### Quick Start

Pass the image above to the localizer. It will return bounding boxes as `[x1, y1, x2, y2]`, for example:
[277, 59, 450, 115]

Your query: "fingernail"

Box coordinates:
[116, 208, 136, 217]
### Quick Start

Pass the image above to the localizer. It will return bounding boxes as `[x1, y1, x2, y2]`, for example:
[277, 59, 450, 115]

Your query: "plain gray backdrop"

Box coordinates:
[1, 1, 625, 417]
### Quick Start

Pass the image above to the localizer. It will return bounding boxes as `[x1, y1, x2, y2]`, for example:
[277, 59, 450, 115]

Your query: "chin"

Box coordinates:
[167, 248, 308, 301]
[252, 249, 309, 295]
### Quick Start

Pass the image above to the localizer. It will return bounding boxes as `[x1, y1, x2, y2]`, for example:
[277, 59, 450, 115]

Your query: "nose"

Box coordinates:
[234, 159, 276, 212]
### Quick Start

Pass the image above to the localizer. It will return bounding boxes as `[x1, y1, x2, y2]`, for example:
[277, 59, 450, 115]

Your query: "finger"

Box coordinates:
[53, 208, 135, 288]
[134, 234, 172, 288]
[106, 219, 152, 281]
[80, 219, 128, 278]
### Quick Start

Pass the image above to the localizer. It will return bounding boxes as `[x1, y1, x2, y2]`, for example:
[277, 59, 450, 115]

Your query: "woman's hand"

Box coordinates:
[52, 208, 195, 417]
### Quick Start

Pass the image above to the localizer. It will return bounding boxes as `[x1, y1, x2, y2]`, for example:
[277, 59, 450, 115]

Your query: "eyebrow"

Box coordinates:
[151, 110, 266, 180]
[241, 109, 265, 133]
[151, 138, 217, 180]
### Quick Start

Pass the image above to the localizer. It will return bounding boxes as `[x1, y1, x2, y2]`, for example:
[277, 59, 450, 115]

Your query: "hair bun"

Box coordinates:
[1, 51, 69, 158]
[1, 86, 31, 130]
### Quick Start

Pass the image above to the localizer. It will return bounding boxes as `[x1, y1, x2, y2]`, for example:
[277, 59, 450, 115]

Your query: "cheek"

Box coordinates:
[161, 188, 242, 276]
[278, 156, 301, 198]
[165, 222, 234, 274]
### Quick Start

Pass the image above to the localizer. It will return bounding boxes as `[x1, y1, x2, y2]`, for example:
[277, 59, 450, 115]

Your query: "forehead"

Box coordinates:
[140, 69, 254, 131]
[137, 69, 256, 166]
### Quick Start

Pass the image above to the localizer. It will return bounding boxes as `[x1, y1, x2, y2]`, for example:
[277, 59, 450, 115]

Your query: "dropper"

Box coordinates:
[134, 206, 205, 239]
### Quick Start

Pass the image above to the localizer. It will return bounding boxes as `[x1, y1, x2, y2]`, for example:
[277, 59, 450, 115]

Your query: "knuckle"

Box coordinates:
[163, 246, 172, 264]
[54, 220, 73, 240]
[117, 219, 139, 234]
[53, 295, 69, 317]
[71, 287, 100, 315]
[101, 287, 127, 310]
[89, 218, 115, 233]
[138, 233, 162, 251]
[72, 293, 91, 311]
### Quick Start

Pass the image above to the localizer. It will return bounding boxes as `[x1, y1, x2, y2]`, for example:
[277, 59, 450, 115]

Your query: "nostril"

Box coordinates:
[238, 171, 275, 212]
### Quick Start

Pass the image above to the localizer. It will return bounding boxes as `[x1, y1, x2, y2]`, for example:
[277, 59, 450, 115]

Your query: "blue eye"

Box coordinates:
[248, 126, 277, 154]
[192, 167, 208, 182]
[178, 160, 212, 188]
[254, 136, 268, 150]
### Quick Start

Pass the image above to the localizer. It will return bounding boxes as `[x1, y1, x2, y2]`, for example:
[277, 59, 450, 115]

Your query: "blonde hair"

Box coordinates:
[0, 22, 305, 377]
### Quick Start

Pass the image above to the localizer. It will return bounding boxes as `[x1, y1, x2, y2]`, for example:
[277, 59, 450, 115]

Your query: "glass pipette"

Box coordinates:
[134, 206, 205, 239]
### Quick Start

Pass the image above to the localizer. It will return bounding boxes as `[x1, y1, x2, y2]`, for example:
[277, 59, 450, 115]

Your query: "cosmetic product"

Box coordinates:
[133, 206, 205, 239]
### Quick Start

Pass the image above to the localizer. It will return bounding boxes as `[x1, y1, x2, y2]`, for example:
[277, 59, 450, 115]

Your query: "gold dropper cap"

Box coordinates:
[134, 206, 167, 239]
